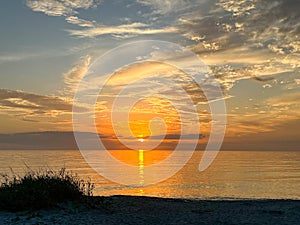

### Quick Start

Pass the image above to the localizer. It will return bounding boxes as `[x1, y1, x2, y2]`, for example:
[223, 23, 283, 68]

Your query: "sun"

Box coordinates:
[138, 138, 144, 143]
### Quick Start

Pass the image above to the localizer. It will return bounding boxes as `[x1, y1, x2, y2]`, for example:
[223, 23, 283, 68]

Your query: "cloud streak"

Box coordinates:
[67, 23, 178, 38]
[26, 1, 178, 38]
[65, 16, 95, 27]
[26, 0, 101, 28]
[136, 0, 193, 15]
[0, 89, 87, 124]
[26, 0, 99, 16]
[63, 55, 91, 96]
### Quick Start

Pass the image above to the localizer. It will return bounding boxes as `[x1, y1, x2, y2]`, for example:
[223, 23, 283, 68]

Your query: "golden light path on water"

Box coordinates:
[138, 149, 145, 194]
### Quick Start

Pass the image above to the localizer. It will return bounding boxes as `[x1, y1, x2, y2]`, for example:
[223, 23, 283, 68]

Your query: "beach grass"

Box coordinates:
[0, 168, 94, 211]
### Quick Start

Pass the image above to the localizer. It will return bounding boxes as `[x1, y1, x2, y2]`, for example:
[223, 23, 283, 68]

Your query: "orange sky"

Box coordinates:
[0, 0, 299, 151]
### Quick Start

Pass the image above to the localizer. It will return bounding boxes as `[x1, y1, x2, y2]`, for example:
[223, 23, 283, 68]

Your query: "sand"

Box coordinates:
[0, 196, 299, 225]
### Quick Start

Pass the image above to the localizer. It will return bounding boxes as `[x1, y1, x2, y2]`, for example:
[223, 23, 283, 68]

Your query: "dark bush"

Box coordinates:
[0, 168, 94, 211]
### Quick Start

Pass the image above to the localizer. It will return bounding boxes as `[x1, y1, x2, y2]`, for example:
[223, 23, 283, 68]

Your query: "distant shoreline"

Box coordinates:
[1, 195, 300, 225]
[1, 131, 300, 151]
[1, 149, 300, 151]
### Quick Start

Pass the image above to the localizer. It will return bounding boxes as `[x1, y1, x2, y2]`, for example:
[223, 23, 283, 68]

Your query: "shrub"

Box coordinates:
[0, 168, 94, 211]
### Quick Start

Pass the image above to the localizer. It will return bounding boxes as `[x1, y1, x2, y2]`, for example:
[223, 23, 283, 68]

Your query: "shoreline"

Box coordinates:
[1, 195, 300, 224]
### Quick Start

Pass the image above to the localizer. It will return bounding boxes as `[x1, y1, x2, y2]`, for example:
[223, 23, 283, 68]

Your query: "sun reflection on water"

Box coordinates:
[138, 149, 144, 187]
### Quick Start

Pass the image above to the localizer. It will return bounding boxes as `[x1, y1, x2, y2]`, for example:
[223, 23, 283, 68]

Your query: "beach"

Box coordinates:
[2, 1, 300, 225]
[0, 195, 299, 225]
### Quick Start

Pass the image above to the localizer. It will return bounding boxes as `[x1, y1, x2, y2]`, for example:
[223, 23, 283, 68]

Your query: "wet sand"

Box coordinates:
[0, 195, 299, 224]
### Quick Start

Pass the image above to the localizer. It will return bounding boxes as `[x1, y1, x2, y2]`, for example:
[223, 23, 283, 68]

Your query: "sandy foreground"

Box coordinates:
[0, 195, 299, 225]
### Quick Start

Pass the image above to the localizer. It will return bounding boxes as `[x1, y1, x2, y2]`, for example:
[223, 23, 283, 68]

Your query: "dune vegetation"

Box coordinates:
[0, 168, 94, 211]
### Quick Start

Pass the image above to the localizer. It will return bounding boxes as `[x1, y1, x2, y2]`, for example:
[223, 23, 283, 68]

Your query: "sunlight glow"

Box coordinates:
[138, 149, 144, 186]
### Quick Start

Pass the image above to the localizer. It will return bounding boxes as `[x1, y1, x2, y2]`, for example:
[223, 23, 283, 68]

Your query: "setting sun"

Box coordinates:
[138, 138, 145, 143]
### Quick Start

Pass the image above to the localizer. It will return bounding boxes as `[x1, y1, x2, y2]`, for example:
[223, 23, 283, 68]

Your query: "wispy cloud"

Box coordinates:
[26, 1, 178, 38]
[0, 89, 72, 111]
[136, 0, 192, 15]
[26, 0, 100, 16]
[267, 92, 300, 108]
[67, 23, 178, 38]
[26, 0, 101, 28]
[0, 53, 41, 64]
[63, 55, 91, 96]
[65, 16, 95, 27]
[225, 90, 300, 138]
[0, 89, 86, 124]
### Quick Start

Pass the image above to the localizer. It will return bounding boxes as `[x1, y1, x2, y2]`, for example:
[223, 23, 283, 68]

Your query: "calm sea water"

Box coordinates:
[0, 150, 299, 200]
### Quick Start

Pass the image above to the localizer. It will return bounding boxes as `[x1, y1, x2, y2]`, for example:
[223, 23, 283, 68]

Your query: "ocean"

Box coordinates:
[0, 150, 299, 199]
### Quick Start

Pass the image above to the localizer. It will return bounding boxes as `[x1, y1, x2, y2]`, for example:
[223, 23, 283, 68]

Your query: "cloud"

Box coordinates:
[262, 84, 272, 89]
[174, 0, 299, 92]
[26, 0, 101, 28]
[67, 23, 178, 38]
[221, 0, 299, 60]
[25, 0, 178, 38]
[150, 133, 205, 140]
[0, 53, 42, 64]
[136, 0, 192, 15]
[0, 131, 110, 150]
[83, 61, 219, 138]
[267, 92, 300, 107]
[0, 55, 29, 64]
[0, 89, 87, 124]
[65, 16, 95, 27]
[26, 0, 100, 16]
[217, 0, 300, 55]
[0, 89, 71, 111]
[224, 91, 300, 137]
[26, 0, 181, 39]
[63, 55, 91, 96]
[20, 0, 300, 141]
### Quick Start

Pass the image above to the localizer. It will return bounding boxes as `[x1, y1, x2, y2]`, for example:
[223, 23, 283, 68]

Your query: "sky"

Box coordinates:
[0, 0, 299, 150]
